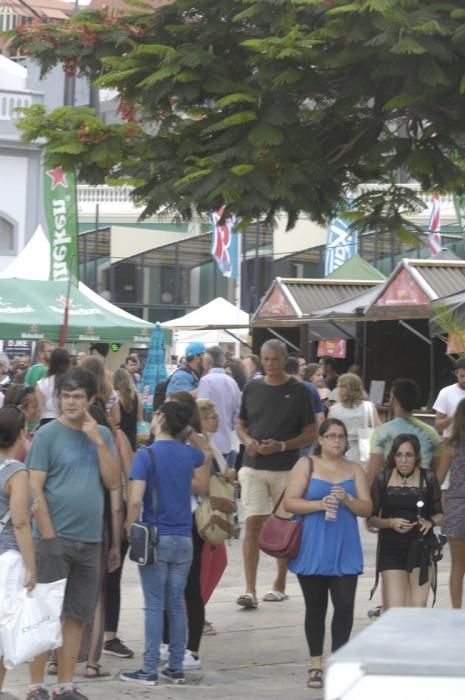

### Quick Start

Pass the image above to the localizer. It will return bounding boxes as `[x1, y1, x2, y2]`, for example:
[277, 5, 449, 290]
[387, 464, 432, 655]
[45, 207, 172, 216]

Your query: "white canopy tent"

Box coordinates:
[0, 226, 153, 327]
[162, 297, 250, 358]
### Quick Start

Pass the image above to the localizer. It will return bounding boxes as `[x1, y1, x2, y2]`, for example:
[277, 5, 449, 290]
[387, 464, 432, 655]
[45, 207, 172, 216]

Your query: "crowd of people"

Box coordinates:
[1, 338, 465, 697]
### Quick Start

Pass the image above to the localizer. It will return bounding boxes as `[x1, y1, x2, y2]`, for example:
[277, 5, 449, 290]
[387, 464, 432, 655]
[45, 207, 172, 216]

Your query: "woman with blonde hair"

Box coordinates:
[329, 373, 380, 464]
[113, 368, 143, 451]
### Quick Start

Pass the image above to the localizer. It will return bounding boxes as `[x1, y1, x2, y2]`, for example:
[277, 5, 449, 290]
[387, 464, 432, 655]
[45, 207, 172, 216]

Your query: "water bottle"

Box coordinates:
[324, 494, 338, 522]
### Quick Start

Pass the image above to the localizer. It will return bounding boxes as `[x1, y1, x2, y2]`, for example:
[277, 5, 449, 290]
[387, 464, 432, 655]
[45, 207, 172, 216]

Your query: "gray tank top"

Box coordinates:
[0, 459, 27, 556]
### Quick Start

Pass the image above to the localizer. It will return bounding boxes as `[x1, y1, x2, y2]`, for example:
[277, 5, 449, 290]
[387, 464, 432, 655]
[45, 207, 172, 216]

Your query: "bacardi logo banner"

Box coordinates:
[44, 167, 78, 282]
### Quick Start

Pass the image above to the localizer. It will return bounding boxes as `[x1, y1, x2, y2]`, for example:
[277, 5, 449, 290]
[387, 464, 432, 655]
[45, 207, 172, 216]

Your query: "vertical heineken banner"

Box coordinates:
[44, 166, 78, 281]
[324, 214, 357, 276]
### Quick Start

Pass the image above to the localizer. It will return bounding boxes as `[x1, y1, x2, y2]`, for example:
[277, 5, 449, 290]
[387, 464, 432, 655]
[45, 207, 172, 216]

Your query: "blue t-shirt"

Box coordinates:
[304, 380, 324, 414]
[166, 367, 198, 396]
[130, 440, 204, 537]
[26, 419, 115, 543]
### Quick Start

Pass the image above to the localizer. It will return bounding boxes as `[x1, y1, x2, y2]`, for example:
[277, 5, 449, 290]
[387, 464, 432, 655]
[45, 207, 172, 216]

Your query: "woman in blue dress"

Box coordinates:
[284, 418, 371, 690]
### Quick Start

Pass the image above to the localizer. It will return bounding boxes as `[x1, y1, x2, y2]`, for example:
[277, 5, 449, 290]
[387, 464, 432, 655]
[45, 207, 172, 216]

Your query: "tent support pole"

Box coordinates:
[362, 322, 368, 388]
[428, 337, 435, 410]
[398, 320, 431, 345]
[224, 330, 252, 349]
[266, 328, 300, 352]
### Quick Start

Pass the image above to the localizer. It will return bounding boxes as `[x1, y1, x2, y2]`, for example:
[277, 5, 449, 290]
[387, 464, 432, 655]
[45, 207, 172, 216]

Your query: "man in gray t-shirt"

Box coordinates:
[236, 340, 316, 609]
[26, 368, 119, 700]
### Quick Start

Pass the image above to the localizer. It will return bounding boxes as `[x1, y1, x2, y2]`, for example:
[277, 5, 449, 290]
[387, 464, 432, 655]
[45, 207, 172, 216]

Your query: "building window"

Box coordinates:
[0, 216, 15, 255]
[0, 7, 19, 32]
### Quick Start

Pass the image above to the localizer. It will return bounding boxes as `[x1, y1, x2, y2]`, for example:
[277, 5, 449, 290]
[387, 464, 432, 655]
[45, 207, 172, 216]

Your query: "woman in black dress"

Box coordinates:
[368, 434, 443, 608]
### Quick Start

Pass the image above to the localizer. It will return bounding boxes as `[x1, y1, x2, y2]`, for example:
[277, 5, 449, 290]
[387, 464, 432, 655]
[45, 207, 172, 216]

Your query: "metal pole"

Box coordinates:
[94, 203, 99, 290]
[253, 219, 259, 309]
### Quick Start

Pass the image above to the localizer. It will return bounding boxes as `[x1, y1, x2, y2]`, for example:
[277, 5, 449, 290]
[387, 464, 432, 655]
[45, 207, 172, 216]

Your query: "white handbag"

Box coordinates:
[0, 578, 66, 669]
[357, 401, 374, 463]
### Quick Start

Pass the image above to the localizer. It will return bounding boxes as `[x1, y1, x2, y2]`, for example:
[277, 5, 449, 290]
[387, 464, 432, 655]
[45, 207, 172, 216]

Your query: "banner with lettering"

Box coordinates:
[324, 214, 357, 277]
[44, 167, 78, 281]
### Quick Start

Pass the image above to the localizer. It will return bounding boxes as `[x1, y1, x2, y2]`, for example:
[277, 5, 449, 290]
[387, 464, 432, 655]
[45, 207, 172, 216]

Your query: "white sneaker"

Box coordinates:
[159, 643, 169, 663]
[183, 650, 201, 670]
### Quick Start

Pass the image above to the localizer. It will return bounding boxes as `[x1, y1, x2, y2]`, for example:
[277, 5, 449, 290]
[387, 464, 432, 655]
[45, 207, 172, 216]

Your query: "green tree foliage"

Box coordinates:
[9, 0, 465, 229]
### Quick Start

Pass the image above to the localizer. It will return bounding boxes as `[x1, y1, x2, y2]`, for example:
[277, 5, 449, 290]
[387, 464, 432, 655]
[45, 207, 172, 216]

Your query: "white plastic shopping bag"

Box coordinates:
[0, 578, 66, 669]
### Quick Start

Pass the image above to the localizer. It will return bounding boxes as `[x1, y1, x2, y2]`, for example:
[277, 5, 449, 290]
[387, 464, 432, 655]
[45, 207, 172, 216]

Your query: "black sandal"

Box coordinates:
[307, 667, 323, 689]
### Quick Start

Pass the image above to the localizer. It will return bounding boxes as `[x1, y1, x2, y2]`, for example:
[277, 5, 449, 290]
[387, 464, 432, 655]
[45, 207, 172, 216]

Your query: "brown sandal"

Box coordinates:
[307, 667, 323, 689]
[84, 664, 111, 678]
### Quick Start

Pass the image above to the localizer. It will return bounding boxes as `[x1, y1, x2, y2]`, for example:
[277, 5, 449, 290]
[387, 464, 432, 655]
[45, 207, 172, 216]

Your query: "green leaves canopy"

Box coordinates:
[10, 0, 465, 230]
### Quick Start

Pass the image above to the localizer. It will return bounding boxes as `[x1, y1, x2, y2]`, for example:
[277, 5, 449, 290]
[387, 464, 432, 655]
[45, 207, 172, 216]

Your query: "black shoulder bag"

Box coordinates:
[129, 447, 159, 566]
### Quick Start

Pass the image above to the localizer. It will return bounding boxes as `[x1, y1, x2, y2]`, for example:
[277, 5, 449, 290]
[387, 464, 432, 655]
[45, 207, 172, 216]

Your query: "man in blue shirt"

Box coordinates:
[166, 341, 206, 397]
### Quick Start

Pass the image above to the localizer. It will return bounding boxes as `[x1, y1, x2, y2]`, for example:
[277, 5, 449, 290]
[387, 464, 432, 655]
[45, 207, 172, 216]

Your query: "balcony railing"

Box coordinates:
[0, 89, 42, 121]
[77, 183, 457, 224]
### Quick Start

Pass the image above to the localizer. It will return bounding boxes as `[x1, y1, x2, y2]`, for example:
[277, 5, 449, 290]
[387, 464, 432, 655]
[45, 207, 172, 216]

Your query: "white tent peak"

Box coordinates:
[0, 226, 152, 327]
[162, 297, 249, 330]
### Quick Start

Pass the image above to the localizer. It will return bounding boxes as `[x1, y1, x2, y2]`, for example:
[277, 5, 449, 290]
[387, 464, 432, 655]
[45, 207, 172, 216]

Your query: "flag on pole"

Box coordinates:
[44, 166, 78, 282]
[211, 209, 239, 279]
[324, 215, 357, 276]
[453, 194, 465, 239]
[427, 193, 441, 255]
[44, 165, 78, 345]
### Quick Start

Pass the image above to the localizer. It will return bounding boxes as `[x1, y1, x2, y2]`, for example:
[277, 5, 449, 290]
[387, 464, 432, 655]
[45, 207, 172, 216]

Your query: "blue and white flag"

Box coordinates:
[324, 215, 358, 276]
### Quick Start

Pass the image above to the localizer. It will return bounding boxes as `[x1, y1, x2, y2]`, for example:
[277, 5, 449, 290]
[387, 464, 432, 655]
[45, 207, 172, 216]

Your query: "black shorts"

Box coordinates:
[36, 537, 101, 623]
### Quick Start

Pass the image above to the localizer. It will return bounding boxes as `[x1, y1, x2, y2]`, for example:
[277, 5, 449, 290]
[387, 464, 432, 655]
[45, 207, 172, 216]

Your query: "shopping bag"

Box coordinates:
[0, 578, 66, 669]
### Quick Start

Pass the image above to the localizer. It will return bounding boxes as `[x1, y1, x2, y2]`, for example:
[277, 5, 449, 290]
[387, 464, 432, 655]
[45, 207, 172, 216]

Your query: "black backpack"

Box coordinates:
[152, 366, 195, 411]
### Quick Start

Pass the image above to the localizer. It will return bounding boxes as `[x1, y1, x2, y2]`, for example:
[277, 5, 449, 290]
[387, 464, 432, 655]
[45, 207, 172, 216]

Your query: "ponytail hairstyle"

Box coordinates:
[0, 405, 25, 448]
[158, 401, 191, 437]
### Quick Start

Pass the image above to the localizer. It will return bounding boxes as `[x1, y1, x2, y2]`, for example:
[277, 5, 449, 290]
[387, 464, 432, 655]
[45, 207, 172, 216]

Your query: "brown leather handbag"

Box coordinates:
[258, 457, 313, 559]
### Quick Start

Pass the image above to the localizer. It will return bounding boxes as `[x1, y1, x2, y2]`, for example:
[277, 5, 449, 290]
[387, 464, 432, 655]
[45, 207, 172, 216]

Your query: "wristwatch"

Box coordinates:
[280, 441, 286, 452]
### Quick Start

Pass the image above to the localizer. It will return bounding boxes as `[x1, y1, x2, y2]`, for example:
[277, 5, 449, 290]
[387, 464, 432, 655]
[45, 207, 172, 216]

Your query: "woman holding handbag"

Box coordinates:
[121, 401, 210, 687]
[328, 373, 380, 465]
[0, 405, 36, 699]
[283, 418, 371, 691]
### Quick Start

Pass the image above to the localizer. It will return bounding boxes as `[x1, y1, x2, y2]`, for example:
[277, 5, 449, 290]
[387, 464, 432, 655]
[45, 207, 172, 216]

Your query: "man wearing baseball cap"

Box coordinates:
[166, 341, 206, 396]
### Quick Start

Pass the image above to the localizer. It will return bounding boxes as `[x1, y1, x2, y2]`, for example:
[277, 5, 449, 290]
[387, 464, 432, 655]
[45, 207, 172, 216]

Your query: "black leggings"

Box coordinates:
[104, 538, 129, 633]
[297, 574, 358, 657]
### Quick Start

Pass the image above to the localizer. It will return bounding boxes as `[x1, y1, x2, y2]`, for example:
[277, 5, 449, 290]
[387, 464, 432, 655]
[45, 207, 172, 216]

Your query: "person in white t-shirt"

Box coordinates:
[433, 358, 465, 494]
[433, 358, 465, 438]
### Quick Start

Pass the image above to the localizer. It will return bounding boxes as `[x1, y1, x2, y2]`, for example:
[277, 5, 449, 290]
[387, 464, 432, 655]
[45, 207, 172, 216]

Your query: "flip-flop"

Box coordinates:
[307, 667, 323, 689]
[47, 661, 58, 675]
[236, 592, 258, 608]
[84, 664, 111, 678]
[262, 590, 289, 602]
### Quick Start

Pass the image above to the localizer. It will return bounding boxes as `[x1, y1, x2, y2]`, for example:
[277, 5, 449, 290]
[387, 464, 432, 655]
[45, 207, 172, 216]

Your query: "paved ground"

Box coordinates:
[4, 524, 452, 700]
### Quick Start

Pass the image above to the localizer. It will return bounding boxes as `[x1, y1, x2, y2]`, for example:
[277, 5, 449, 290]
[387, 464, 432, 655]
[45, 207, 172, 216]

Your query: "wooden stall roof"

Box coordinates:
[251, 277, 379, 327]
[365, 258, 465, 321]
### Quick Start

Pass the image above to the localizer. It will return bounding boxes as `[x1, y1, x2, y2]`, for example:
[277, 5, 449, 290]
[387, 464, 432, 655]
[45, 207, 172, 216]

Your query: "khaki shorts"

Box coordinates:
[36, 537, 101, 623]
[238, 466, 291, 520]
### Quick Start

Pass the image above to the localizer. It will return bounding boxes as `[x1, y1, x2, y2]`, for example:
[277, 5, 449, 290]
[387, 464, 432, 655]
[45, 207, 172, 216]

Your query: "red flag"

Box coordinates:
[428, 194, 441, 255]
